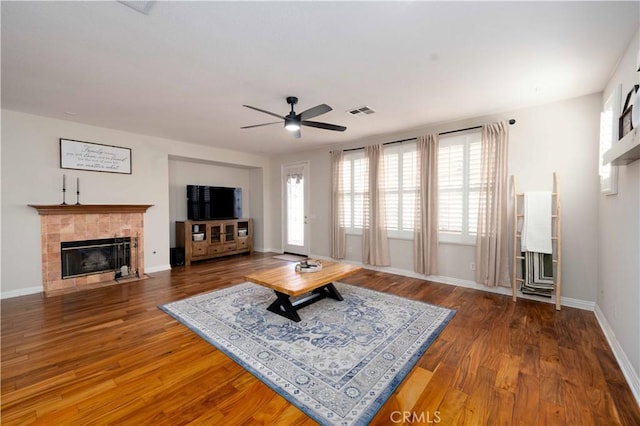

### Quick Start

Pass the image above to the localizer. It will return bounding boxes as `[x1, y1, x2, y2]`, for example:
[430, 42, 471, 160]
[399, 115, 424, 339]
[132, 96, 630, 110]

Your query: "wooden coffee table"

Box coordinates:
[244, 261, 362, 322]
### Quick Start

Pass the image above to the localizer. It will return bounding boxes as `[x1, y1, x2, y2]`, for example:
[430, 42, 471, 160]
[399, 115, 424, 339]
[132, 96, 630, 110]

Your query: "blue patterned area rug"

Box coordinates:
[159, 282, 455, 425]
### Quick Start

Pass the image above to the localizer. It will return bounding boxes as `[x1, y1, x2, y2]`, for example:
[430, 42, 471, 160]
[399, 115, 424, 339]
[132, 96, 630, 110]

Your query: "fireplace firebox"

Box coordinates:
[61, 237, 136, 279]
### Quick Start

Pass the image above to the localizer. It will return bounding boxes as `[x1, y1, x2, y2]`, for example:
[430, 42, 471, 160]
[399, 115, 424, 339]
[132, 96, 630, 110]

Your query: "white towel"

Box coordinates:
[521, 191, 552, 254]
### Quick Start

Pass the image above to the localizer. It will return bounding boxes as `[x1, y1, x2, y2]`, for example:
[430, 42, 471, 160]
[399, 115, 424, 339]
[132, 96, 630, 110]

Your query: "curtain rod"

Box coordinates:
[341, 119, 516, 153]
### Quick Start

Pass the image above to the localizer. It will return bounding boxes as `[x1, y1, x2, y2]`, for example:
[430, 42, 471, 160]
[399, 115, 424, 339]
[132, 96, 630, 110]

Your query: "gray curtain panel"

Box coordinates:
[330, 150, 346, 259]
[475, 121, 511, 287]
[414, 134, 439, 275]
[362, 145, 390, 266]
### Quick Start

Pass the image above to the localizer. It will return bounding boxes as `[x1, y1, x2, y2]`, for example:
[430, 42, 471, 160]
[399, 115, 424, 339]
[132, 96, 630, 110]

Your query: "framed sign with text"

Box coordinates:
[60, 138, 132, 174]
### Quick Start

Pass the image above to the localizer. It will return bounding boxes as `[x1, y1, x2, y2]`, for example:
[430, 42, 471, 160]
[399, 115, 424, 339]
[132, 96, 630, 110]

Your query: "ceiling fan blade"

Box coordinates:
[243, 105, 285, 120]
[298, 104, 332, 121]
[292, 129, 301, 139]
[240, 121, 281, 129]
[301, 120, 347, 132]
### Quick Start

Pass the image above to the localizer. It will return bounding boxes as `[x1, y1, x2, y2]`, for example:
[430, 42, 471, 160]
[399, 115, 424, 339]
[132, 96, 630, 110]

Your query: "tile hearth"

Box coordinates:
[29, 204, 152, 295]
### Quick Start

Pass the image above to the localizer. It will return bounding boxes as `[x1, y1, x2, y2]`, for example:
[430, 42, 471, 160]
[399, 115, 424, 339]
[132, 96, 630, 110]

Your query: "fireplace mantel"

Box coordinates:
[29, 204, 153, 215]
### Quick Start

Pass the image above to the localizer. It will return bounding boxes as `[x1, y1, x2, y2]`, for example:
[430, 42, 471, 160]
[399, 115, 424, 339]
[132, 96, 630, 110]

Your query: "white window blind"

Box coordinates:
[438, 142, 464, 234]
[383, 142, 417, 238]
[468, 140, 481, 235]
[340, 143, 417, 238]
[341, 151, 367, 234]
[438, 131, 481, 244]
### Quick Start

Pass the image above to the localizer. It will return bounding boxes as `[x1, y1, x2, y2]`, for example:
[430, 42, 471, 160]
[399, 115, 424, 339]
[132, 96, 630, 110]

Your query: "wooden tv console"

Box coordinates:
[175, 219, 253, 266]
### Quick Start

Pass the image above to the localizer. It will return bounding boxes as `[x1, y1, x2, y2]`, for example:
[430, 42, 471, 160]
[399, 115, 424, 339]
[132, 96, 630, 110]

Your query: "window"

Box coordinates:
[382, 142, 418, 238]
[599, 86, 619, 195]
[340, 143, 418, 238]
[438, 131, 481, 244]
[340, 151, 366, 234]
[340, 134, 481, 243]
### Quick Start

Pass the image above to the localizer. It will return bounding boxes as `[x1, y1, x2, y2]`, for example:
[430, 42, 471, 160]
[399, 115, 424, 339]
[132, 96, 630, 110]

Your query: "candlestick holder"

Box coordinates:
[61, 174, 67, 205]
[75, 190, 80, 205]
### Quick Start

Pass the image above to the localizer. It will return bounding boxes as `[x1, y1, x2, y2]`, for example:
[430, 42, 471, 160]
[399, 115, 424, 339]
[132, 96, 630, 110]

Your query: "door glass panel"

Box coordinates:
[287, 174, 304, 246]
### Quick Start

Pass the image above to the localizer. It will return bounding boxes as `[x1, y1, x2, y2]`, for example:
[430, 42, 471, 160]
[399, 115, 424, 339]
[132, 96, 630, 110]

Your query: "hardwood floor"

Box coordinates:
[2, 252, 639, 425]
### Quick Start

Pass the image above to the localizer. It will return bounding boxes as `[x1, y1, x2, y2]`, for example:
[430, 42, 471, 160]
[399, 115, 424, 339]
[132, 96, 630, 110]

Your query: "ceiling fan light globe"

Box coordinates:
[284, 117, 300, 131]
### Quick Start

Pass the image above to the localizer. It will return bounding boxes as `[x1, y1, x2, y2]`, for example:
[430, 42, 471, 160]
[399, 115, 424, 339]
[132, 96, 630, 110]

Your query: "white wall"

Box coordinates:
[168, 159, 254, 247]
[1, 110, 272, 296]
[270, 93, 602, 302]
[249, 167, 266, 251]
[598, 29, 640, 383]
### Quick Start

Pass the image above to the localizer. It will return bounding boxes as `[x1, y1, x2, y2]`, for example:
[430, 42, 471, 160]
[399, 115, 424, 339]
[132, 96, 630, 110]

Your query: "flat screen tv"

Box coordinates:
[187, 185, 242, 220]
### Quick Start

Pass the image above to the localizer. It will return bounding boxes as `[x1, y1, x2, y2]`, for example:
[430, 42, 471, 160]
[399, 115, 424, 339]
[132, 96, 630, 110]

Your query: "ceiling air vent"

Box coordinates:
[347, 106, 376, 116]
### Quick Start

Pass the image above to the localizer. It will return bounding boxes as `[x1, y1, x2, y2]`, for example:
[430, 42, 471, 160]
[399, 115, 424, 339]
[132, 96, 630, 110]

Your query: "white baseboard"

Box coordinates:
[145, 264, 172, 273]
[594, 304, 640, 406]
[255, 247, 282, 254]
[1, 286, 43, 299]
[310, 254, 594, 311]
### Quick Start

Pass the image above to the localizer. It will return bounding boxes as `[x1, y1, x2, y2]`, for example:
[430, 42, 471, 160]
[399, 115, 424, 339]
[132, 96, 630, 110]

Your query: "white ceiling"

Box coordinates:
[2, 1, 638, 155]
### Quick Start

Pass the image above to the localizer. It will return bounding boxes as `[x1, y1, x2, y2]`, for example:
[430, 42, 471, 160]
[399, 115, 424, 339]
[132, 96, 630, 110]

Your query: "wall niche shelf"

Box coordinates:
[603, 127, 640, 165]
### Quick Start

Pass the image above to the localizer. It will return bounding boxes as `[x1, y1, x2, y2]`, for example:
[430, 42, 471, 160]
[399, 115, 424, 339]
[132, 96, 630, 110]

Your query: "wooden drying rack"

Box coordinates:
[511, 172, 562, 310]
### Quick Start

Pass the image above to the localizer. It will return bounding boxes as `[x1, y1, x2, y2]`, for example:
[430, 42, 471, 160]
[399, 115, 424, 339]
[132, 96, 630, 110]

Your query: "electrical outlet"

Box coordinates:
[470, 262, 476, 271]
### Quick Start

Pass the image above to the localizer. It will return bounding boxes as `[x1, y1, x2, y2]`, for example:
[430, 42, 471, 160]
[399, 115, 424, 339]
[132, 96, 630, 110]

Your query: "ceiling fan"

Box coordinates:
[241, 96, 347, 138]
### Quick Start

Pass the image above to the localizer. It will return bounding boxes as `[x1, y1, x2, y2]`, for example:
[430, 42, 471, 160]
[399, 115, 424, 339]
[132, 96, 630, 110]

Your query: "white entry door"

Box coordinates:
[282, 162, 310, 256]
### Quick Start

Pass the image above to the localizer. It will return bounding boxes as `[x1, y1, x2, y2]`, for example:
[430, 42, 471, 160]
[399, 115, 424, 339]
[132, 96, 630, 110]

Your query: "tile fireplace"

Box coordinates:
[29, 204, 152, 295]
